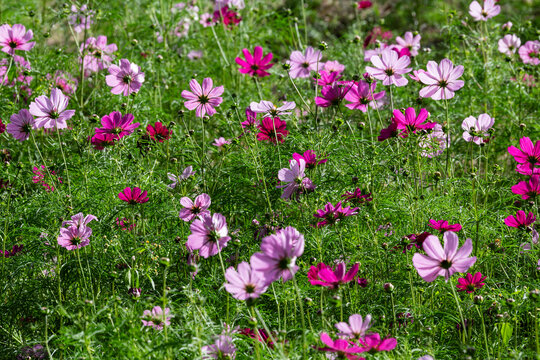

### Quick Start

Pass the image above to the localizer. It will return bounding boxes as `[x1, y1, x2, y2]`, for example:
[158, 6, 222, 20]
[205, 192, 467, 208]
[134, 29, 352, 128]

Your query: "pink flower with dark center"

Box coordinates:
[241, 108, 258, 129]
[419, 124, 446, 158]
[187, 213, 230, 258]
[224, 261, 268, 300]
[336, 314, 373, 339]
[315, 84, 351, 107]
[7, 109, 35, 142]
[213, 6, 242, 27]
[141, 306, 171, 330]
[378, 120, 399, 141]
[251, 226, 305, 284]
[62, 213, 97, 228]
[322, 60, 345, 74]
[146, 122, 172, 142]
[390, 46, 411, 58]
[288, 46, 323, 79]
[392, 107, 436, 137]
[181, 78, 224, 118]
[308, 262, 359, 289]
[358, 333, 397, 353]
[462, 114, 494, 145]
[292, 150, 327, 169]
[257, 117, 289, 144]
[81, 36, 117, 74]
[418, 59, 464, 100]
[29, 88, 75, 129]
[199, 13, 216, 27]
[508, 137, 540, 174]
[504, 210, 536, 229]
[95, 111, 139, 139]
[317, 333, 365, 360]
[277, 159, 308, 199]
[179, 193, 211, 222]
[365, 49, 411, 87]
[428, 219, 462, 233]
[518, 41, 540, 65]
[167, 166, 195, 189]
[202, 335, 237, 359]
[213, 137, 230, 147]
[469, 0, 500, 21]
[313, 201, 358, 228]
[0, 24, 35, 55]
[498, 34, 521, 56]
[344, 80, 386, 112]
[90, 133, 116, 150]
[57, 224, 93, 250]
[106, 59, 144, 96]
[235, 46, 273, 77]
[250, 100, 296, 118]
[118, 187, 149, 204]
[396, 31, 421, 57]
[412, 231, 476, 282]
[341, 188, 373, 205]
[357, 1, 372, 9]
[315, 70, 342, 86]
[511, 175, 540, 200]
[456, 272, 486, 293]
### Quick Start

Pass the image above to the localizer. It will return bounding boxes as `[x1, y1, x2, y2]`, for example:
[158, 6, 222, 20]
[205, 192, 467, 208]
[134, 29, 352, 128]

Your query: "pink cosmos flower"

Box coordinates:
[215, 0, 245, 10]
[179, 193, 211, 222]
[357, 1, 372, 9]
[396, 31, 421, 57]
[224, 261, 268, 300]
[181, 78, 224, 118]
[344, 80, 386, 112]
[213, 137, 230, 147]
[498, 35, 521, 56]
[518, 41, 540, 65]
[239, 328, 276, 349]
[69, 4, 94, 33]
[364, 45, 388, 62]
[95, 111, 139, 140]
[62, 213, 98, 228]
[202, 335, 237, 359]
[141, 306, 171, 330]
[81, 36, 117, 74]
[502, 22, 513, 31]
[392, 107, 436, 137]
[318, 333, 365, 360]
[322, 60, 345, 74]
[49, 71, 78, 95]
[418, 59, 464, 100]
[173, 21, 190, 38]
[412, 231, 477, 282]
[462, 114, 494, 145]
[365, 49, 411, 87]
[341, 188, 373, 205]
[167, 166, 195, 189]
[235, 46, 273, 77]
[118, 187, 149, 204]
[428, 219, 462, 233]
[511, 175, 540, 200]
[336, 314, 372, 339]
[0, 24, 35, 55]
[277, 159, 313, 199]
[257, 117, 289, 144]
[292, 150, 327, 169]
[469, 0, 500, 21]
[187, 213, 230, 258]
[0, 55, 32, 86]
[200, 13, 216, 27]
[187, 50, 203, 60]
[314, 70, 342, 86]
[241, 108, 258, 129]
[313, 201, 358, 228]
[508, 137, 540, 174]
[7, 109, 35, 142]
[251, 226, 305, 284]
[29, 88, 76, 129]
[250, 100, 296, 118]
[504, 210, 536, 229]
[106, 59, 144, 96]
[456, 272, 486, 293]
[57, 224, 93, 250]
[213, 6, 242, 27]
[308, 262, 359, 289]
[358, 333, 397, 353]
[315, 84, 351, 107]
[288, 46, 323, 79]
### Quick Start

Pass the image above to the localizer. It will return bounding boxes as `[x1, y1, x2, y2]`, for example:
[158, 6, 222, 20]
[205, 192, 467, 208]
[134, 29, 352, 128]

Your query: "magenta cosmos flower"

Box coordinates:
[292, 150, 327, 169]
[462, 114, 494, 145]
[344, 80, 385, 112]
[396, 31, 421, 57]
[288, 46, 323, 79]
[358, 333, 397, 353]
[179, 193, 211, 222]
[257, 117, 289, 144]
[357, 1, 372, 9]
[418, 59, 464, 100]
[141, 306, 171, 330]
[277, 159, 315, 200]
[469, 0, 500, 21]
[0, 24, 35, 55]
[235, 46, 273, 77]
[224, 261, 268, 300]
[315, 84, 351, 107]
[106, 59, 144, 96]
[308, 262, 359, 289]
[81, 36, 117, 74]
[29, 88, 75, 129]
[511, 176, 540, 200]
[241, 108, 258, 129]
[498, 35, 521, 56]
[313, 201, 358, 228]
[412, 231, 476, 282]
[456, 272, 486, 293]
[336, 314, 372, 340]
[187, 213, 230, 258]
[118, 187, 149, 204]
[508, 137, 540, 174]
[504, 210, 536, 229]
[428, 219, 462, 233]
[318, 333, 365, 360]
[7, 109, 35, 142]
[147, 122, 172, 142]
[365, 49, 411, 87]
[202, 335, 237, 359]
[392, 107, 436, 137]
[181, 78, 224, 118]
[518, 41, 540, 65]
[95, 111, 139, 139]
[250, 100, 296, 118]
[251, 226, 305, 284]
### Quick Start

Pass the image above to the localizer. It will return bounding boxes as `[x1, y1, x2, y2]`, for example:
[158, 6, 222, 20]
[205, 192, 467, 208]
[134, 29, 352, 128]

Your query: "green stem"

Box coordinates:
[291, 272, 307, 359]
[449, 277, 467, 343]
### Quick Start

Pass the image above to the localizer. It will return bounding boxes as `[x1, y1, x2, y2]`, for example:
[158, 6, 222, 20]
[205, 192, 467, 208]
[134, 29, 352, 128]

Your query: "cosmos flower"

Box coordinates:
[511, 175, 540, 200]
[68, 4, 94, 33]
[469, 0, 500, 21]
[518, 41, 540, 65]
[57, 224, 93, 250]
[213, 6, 242, 27]
[106, 59, 145, 96]
[341, 188, 373, 205]
[250, 100, 296, 118]
[420, 126, 447, 158]
[202, 335, 237, 359]
[213, 137, 231, 147]
[288, 46, 323, 79]
[504, 210, 536, 229]
[428, 219, 462, 233]
[498, 35, 521, 56]
[357, 1, 372, 9]
[0, 24, 35, 55]
[181, 78, 224, 118]
[378, 120, 399, 141]
[315, 84, 351, 107]
[224, 261, 268, 300]
[235, 46, 273, 77]
[7, 109, 35, 142]
[141, 306, 171, 330]
[395, 31, 421, 57]
[277, 159, 314, 199]
[358, 333, 397, 353]
[308, 262, 359, 289]
[456, 272, 486, 293]
[392, 107, 436, 137]
[187, 213, 231, 258]
[257, 117, 289, 144]
[200, 13, 216, 27]
[29, 88, 76, 129]
[167, 166, 195, 189]
[313, 201, 358, 228]
[62, 213, 98, 228]
[317, 333, 365, 360]
[365, 49, 411, 87]
[118, 187, 149, 204]
[321, 60, 345, 74]
[241, 108, 258, 129]
[335, 314, 373, 340]
[146, 122, 172, 142]
[292, 150, 327, 169]
[179, 193, 211, 222]
[81, 36, 117, 74]
[90, 133, 116, 150]
[508, 137, 540, 174]
[418, 59, 464, 100]
[95, 111, 139, 139]
[344, 80, 386, 112]
[461, 114, 494, 145]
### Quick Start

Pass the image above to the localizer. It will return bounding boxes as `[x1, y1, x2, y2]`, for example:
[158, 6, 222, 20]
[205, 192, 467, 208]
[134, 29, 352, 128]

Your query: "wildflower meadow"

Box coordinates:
[1, 0, 540, 359]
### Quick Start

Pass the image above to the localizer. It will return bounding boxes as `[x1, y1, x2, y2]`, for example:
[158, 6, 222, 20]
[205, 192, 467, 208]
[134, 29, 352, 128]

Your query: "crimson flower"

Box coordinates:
[378, 120, 399, 141]
[257, 117, 289, 144]
[292, 150, 327, 169]
[341, 188, 373, 205]
[213, 6, 241, 27]
[315, 84, 351, 108]
[235, 46, 273, 77]
[118, 187, 149, 204]
[357, 1, 372, 9]
[456, 272, 486, 293]
[146, 122, 172, 142]
[313, 201, 358, 227]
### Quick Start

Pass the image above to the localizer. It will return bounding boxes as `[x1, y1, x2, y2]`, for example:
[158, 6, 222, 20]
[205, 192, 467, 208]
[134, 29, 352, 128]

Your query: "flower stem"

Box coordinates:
[291, 272, 307, 359]
[475, 304, 490, 359]
[449, 277, 467, 343]
[210, 26, 230, 67]
[56, 127, 73, 211]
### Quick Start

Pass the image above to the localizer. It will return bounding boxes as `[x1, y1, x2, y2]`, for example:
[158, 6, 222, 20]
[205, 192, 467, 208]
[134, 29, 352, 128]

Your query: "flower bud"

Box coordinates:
[384, 282, 394, 293]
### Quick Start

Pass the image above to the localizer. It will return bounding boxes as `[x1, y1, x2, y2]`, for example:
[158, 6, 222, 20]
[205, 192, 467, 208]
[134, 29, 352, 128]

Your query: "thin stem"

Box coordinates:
[475, 304, 490, 359]
[57, 127, 73, 210]
[291, 272, 307, 360]
[250, 306, 261, 360]
[449, 277, 467, 343]
[210, 26, 230, 66]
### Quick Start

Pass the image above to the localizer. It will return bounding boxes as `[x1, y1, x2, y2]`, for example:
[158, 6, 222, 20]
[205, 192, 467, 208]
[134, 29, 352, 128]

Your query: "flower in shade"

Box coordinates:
[315, 84, 351, 107]
[405, 232, 432, 252]
[308, 262, 359, 289]
[508, 137, 540, 175]
[412, 231, 477, 282]
[250, 100, 296, 118]
[0, 24, 35, 55]
[118, 187, 149, 204]
[317, 333, 365, 360]
[336, 314, 372, 340]
[7, 109, 35, 142]
[341, 188, 373, 205]
[90, 133, 116, 150]
[251, 226, 305, 284]
[241, 108, 258, 129]
[428, 219, 462, 233]
[106, 59, 145, 96]
[81, 36, 117, 74]
[418, 59, 464, 100]
[292, 150, 327, 169]
[235, 46, 273, 77]
[393, 107, 436, 137]
[504, 210, 536, 229]
[365, 49, 411, 87]
[0, 118, 4, 134]
[518, 41, 540, 65]
[167, 166, 195, 189]
[213, 137, 230, 147]
[16, 345, 45, 360]
[187, 213, 230, 258]
[202, 335, 237, 359]
[378, 120, 399, 141]
[287, 46, 323, 79]
[69, 4, 94, 33]
[358, 333, 397, 353]
[344, 80, 386, 112]
[511, 175, 540, 200]
[277, 159, 315, 200]
[498, 35, 521, 56]
[423, 125, 446, 154]
[462, 114, 494, 145]
[49, 71, 78, 95]
[357, 1, 372, 9]
[213, 6, 242, 27]
[179, 193, 211, 222]
[396, 31, 421, 57]
[257, 117, 289, 144]
[469, 0, 500, 21]
[313, 201, 358, 228]
[181, 78, 224, 118]
[141, 306, 171, 330]
[239, 328, 276, 349]
[57, 224, 93, 250]
[146, 122, 172, 142]
[95, 111, 139, 139]
[29, 88, 76, 129]
[456, 272, 486, 293]
[224, 261, 268, 300]
[0, 55, 32, 86]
